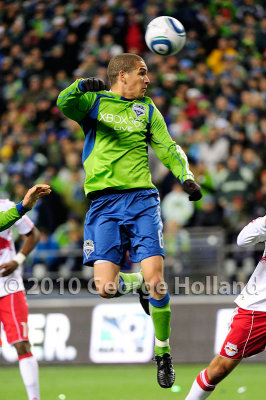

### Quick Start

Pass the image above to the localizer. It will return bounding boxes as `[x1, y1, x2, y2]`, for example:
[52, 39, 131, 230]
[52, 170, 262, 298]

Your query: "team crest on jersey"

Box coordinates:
[83, 239, 95, 257]
[132, 103, 146, 118]
[224, 342, 238, 357]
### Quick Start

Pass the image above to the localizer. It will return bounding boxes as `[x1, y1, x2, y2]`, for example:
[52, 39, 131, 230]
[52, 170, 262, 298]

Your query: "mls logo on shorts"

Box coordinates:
[132, 103, 146, 118]
[83, 239, 95, 257]
[224, 341, 238, 357]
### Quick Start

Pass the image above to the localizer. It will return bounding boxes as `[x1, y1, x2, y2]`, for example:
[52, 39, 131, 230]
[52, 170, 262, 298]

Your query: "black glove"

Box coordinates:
[182, 179, 202, 201]
[80, 77, 105, 92]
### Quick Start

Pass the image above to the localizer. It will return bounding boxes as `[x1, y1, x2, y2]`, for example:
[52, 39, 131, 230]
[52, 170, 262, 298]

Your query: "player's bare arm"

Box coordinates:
[0, 184, 51, 232]
[22, 184, 51, 209]
[0, 226, 40, 277]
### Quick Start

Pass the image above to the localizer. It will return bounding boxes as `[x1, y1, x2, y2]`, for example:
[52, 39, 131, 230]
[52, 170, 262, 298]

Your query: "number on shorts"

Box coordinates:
[21, 322, 28, 338]
[158, 229, 164, 249]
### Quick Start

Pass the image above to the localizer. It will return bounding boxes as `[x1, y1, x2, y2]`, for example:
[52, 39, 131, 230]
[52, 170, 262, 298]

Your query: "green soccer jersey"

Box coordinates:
[0, 206, 23, 231]
[57, 79, 194, 197]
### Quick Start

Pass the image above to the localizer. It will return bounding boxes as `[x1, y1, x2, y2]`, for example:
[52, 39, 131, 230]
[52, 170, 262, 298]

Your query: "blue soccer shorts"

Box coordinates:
[83, 189, 164, 266]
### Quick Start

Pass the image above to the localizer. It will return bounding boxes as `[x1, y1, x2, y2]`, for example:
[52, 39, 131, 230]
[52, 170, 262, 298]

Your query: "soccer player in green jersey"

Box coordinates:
[0, 184, 51, 232]
[57, 53, 202, 388]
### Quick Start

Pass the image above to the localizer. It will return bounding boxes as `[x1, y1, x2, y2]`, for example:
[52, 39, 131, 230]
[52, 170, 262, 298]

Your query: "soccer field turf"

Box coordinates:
[0, 363, 265, 399]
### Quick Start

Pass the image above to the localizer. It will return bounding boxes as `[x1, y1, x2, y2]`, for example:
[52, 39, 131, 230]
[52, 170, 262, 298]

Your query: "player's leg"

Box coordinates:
[116, 268, 144, 296]
[141, 255, 170, 354]
[1, 291, 40, 400]
[185, 307, 266, 399]
[94, 261, 144, 297]
[94, 261, 119, 297]
[114, 228, 146, 297]
[84, 196, 144, 297]
[208, 355, 240, 383]
[14, 341, 40, 400]
[141, 255, 175, 388]
[185, 355, 240, 399]
[126, 190, 174, 387]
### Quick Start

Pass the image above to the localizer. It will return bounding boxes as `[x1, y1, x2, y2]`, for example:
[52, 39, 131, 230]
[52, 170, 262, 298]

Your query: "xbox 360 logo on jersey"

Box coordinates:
[99, 112, 146, 131]
[133, 103, 146, 118]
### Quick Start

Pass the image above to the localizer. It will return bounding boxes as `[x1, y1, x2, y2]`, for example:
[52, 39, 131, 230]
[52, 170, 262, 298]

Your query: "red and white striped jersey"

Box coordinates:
[0, 199, 34, 297]
[235, 215, 266, 311]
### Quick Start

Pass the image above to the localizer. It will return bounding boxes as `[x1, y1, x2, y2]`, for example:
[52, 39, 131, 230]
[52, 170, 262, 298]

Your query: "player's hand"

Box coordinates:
[182, 179, 202, 201]
[22, 184, 51, 209]
[80, 78, 105, 92]
[0, 261, 18, 277]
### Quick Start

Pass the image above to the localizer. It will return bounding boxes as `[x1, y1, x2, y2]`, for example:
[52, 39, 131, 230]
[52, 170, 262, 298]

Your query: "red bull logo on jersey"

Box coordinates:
[224, 342, 238, 357]
[0, 237, 11, 251]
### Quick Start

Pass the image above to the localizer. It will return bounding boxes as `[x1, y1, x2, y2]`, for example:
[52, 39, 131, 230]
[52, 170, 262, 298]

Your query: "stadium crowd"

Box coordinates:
[0, 0, 265, 282]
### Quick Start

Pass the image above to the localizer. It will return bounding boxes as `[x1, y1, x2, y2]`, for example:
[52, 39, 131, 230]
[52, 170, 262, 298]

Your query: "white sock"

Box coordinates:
[185, 369, 216, 400]
[19, 354, 40, 400]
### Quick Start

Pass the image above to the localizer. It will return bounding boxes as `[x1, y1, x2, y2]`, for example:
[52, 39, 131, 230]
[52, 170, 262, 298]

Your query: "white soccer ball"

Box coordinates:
[145, 16, 186, 56]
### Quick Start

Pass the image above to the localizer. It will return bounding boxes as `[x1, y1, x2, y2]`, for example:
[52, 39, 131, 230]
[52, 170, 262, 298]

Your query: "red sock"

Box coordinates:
[196, 369, 216, 392]
[18, 351, 33, 361]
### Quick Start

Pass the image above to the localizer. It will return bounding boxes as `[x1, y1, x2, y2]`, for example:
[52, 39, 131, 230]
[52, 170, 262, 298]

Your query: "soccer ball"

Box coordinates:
[145, 16, 186, 56]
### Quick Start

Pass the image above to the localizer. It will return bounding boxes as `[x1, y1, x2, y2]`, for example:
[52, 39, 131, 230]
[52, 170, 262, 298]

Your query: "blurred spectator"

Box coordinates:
[163, 220, 191, 280]
[194, 195, 223, 227]
[252, 169, 266, 217]
[217, 156, 254, 205]
[198, 124, 230, 171]
[162, 183, 194, 227]
[58, 226, 84, 277]
[185, 88, 201, 120]
[236, 0, 264, 21]
[125, 9, 145, 54]
[164, 220, 191, 259]
[207, 38, 238, 75]
[32, 228, 60, 273]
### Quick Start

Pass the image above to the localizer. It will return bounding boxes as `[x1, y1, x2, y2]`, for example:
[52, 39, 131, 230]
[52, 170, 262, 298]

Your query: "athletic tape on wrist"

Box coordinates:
[14, 252, 26, 265]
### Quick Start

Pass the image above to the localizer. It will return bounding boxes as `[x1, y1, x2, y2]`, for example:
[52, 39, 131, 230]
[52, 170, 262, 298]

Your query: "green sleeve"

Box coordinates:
[150, 106, 194, 183]
[57, 79, 97, 122]
[0, 207, 21, 232]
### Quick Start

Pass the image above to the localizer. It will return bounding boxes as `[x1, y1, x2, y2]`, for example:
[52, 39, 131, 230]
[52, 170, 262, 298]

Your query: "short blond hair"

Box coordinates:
[107, 53, 144, 86]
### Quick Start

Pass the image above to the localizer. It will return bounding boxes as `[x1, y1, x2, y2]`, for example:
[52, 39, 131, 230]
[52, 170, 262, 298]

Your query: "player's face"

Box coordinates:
[124, 61, 150, 99]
